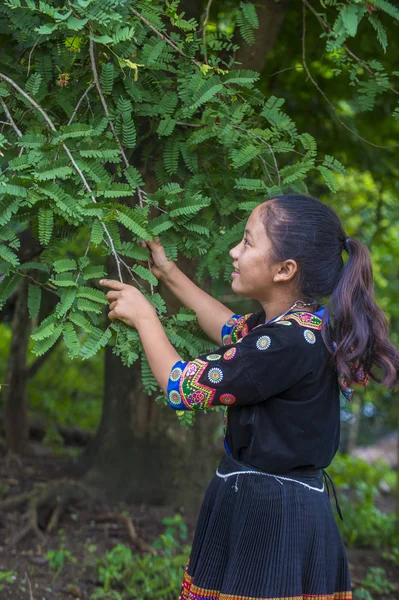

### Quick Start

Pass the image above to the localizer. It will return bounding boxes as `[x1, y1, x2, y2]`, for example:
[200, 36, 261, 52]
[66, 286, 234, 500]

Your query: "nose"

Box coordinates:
[229, 243, 239, 259]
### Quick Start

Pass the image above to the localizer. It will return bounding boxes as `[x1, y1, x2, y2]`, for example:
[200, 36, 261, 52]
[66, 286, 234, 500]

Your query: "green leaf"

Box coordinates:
[63, 322, 80, 358]
[28, 285, 41, 319]
[38, 209, 54, 245]
[33, 326, 63, 356]
[76, 286, 108, 304]
[131, 264, 158, 286]
[90, 220, 104, 245]
[53, 259, 77, 273]
[0, 245, 19, 267]
[56, 287, 77, 316]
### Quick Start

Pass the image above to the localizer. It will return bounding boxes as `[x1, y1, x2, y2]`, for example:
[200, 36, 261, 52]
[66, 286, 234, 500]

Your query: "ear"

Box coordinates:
[273, 259, 298, 283]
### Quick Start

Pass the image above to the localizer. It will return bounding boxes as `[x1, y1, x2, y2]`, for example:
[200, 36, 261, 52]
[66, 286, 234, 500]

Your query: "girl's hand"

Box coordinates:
[140, 237, 176, 282]
[99, 280, 156, 330]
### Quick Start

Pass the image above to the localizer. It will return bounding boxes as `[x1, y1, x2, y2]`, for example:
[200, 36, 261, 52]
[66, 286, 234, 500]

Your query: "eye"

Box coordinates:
[243, 238, 250, 246]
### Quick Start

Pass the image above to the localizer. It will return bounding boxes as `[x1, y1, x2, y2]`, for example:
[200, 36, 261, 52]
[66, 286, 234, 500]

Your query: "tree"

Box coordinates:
[1, 0, 398, 505]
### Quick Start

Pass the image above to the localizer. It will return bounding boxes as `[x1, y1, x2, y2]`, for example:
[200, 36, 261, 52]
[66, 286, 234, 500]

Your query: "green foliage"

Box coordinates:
[90, 514, 190, 600]
[328, 453, 398, 548]
[46, 545, 77, 579]
[0, 570, 16, 591]
[354, 567, 397, 599]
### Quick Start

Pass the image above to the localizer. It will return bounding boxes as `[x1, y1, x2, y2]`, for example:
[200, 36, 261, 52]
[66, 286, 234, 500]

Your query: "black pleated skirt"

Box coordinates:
[179, 455, 352, 600]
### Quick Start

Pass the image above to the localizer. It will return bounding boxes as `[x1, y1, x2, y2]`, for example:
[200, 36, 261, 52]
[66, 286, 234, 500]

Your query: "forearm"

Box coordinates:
[137, 315, 182, 395]
[162, 265, 235, 344]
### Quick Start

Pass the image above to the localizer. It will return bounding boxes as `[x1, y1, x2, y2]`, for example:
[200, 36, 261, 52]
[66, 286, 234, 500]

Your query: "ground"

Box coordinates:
[0, 449, 398, 600]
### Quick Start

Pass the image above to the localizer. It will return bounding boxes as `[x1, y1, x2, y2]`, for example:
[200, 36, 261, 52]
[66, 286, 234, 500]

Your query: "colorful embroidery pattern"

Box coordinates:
[180, 359, 216, 409]
[303, 329, 316, 344]
[170, 367, 183, 381]
[281, 311, 323, 330]
[220, 393, 236, 405]
[207, 354, 222, 361]
[256, 335, 271, 350]
[169, 390, 182, 405]
[208, 368, 224, 384]
[223, 347, 237, 360]
[222, 313, 253, 346]
[179, 569, 352, 600]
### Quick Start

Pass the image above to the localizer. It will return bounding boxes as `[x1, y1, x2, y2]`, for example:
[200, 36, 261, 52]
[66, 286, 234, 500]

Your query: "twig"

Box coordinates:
[0, 97, 22, 137]
[27, 37, 40, 78]
[130, 7, 202, 68]
[67, 83, 95, 126]
[202, 0, 213, 65]
[301, 4, 397, 150]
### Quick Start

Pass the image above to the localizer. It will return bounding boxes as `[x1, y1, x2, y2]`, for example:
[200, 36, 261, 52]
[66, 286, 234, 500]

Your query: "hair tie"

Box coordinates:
[344, 236, 350, 253]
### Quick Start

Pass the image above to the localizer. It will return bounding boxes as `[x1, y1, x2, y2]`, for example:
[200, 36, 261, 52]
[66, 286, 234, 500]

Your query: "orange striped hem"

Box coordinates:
[180, 573, 352, 600]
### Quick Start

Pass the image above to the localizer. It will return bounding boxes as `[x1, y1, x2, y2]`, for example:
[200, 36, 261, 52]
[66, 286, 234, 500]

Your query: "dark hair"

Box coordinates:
[259, 194, 399, 389]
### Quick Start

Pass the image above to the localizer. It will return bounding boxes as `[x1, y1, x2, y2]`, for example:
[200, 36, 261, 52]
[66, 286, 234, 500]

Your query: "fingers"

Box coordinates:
[106, 291, 120, 301]
[140, 237, 160, 248]
[109, 301, 117, 311]
[99, 279, 126, 291]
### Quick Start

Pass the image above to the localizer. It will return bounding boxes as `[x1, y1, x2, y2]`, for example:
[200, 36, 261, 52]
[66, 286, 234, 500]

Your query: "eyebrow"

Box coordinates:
[245, 229, 253, 238]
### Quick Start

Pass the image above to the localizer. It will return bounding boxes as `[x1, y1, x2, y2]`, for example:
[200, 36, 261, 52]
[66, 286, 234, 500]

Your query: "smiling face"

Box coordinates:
[229, 203, 299, 302]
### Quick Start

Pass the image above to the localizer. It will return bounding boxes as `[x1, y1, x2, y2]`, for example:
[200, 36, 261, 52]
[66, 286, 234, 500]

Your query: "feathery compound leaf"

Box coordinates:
[0, 245, 19, 267]
[90, 220, 104, 245]
[53, 259, 77, 273]
[38, 209, 54, 245]
[157, 118, 177, 137]
[117, 211, 150, 239]
[76, 286, 108, 304]
[63, 322, 80, 358]
[25, 72, 42, 96]
[31, 315, 58, 341]
[33, 326, 63, 356]
[234, 178, 267, 191]
[323, 155, 346, 175]
[141, 356, 158, 393]
[76, 298, 103, 314]
[0, 274, 20, 309]
[236, 1, 259, 45]
[80, 326, 112, 360]
[56, 287, 77, 316]
[125, 166, 144, 190]
[28, 285, 41, 319]
[368, 14, 388, 52]
[100, 62, 115, 95]
[68, 312, 94, 333]
[317, 166, 340, 192]
[132, 264, 158, 286]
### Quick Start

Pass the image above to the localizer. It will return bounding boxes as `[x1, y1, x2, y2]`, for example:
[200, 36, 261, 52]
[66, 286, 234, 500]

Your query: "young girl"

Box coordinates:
[100, 194, 398, 600]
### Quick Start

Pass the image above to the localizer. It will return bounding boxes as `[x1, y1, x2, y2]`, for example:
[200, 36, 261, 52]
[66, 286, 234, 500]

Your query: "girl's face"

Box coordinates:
[229, 205, 297, 301]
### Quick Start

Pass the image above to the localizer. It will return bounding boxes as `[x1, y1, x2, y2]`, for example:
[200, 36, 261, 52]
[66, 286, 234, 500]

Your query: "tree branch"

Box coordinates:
[67, 83, 95, 126]
[0, 97, 22, 137]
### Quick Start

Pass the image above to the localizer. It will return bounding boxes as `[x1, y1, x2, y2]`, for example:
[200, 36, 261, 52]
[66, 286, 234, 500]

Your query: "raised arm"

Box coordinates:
[142, 239, 234, 344]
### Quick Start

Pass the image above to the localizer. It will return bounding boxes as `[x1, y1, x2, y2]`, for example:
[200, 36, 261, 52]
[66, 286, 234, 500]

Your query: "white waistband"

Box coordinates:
[216, 468, 325, 493]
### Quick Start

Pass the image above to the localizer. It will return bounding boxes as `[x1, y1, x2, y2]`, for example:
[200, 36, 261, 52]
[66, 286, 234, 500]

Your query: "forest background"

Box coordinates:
[0, 0, 399, 598]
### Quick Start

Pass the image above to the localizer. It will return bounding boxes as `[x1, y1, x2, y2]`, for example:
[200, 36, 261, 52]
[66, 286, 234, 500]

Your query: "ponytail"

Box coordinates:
[322, 236, 399, 389]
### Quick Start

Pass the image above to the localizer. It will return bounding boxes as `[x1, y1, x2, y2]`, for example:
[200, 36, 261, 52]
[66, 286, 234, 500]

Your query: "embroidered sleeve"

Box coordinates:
[167, 322, 317, 411]
[220, 313, 253, 345]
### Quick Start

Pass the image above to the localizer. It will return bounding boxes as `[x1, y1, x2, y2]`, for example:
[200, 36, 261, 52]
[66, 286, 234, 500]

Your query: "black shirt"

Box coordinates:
[167, 308, 341, 474]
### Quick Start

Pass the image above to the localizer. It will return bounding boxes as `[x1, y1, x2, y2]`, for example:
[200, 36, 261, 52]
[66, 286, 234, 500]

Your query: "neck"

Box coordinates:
[260, 298, 317, 323]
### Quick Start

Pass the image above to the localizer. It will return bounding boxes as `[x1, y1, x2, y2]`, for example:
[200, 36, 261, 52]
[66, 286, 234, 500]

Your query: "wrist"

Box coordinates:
[160, 261, 178, 284]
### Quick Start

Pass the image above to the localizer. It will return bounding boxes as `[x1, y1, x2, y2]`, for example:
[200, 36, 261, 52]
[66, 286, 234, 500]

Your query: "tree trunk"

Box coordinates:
[3, 278, 31, 454]
[79, 346, 219, 508]
[234, 0, 290, 73]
